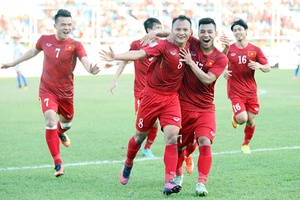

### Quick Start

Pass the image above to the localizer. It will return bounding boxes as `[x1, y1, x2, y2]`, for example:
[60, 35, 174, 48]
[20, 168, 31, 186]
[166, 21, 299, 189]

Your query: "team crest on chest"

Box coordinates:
[65, 44, 75, 51]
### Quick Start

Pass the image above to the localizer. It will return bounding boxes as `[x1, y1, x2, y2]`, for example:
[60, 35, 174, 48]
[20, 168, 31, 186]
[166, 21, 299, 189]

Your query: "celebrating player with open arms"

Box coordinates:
[100, 15, 192, 196]
[1, 9, 100, 177]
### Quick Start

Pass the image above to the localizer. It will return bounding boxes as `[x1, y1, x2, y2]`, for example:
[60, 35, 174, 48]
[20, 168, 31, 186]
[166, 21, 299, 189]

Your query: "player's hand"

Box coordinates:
[219, 34, 231, 48]
[223, 68, 232, 79]
[140, 30, 158, 46]
[89, 63, 100, 75]
[1, 63, 14, 69]
[179, 48, 193, 66]
[99, 47, 115, 61]
[248, 60, 259, 70]
[108, 80, 118, 95]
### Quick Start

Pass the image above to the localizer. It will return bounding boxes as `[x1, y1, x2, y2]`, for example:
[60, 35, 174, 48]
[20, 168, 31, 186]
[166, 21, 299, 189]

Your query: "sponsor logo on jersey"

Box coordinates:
[170, 51, 176, 56]
[173, 117, 180, 122]
[65, 44, 75, 51]
[46, 43, 52, 47]
[210, 131, 216, 137]
[191, 51, 196, 56]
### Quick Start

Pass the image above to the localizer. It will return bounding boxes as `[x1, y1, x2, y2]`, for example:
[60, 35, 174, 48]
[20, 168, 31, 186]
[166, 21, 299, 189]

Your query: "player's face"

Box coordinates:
[232, 25, 247, 41]
[151, 23, 162, 31]
[54, 17, 73, 41]
[198, 23, 216, 51]
[171, 19, 191, 48]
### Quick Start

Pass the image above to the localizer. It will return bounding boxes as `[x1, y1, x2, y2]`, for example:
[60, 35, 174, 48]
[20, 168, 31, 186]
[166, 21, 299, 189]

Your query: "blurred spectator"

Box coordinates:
[1, 0, 300, 46]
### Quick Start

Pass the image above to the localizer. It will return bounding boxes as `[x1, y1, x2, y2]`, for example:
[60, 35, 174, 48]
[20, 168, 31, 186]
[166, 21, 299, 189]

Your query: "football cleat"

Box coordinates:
[163, 180, 181, 195]
[241, 145, 251, 154]
[143, 148, 155, 158]
[231, 115, 239, 129]
[184, 155, 194, 174]
[120, 164, 132, 185]
[59, 133, 70, 147]
[195, 182, 208, 196]
[54, 163, 64, 177]
[174, 175, 183, 186]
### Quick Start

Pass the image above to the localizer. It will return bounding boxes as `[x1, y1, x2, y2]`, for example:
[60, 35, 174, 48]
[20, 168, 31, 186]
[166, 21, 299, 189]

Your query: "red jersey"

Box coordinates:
[129, 40, 156, 98]
[143, 39, 189, 94]
[36, 35, 87, 100]
[227, 43, 268, 98]
[180, 36, 228, 112]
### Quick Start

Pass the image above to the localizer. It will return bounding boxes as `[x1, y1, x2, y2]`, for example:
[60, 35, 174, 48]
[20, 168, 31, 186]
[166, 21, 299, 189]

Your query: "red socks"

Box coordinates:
[45, 129, 61, 165]
[125, 137, 141, 167]
[198, 146, 212, 184]
[164, 144, 178, 182]
[176, 149, 185, 176]
[144, 127, 158, 149]
[243, 125, 256, 145]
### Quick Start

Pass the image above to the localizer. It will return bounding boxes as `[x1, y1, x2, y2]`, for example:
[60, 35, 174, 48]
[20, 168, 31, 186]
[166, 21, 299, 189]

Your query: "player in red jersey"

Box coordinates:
[108, 18, 162, 158]
[100, 15, 192, 196]
[1, 9, 100, 177]
[221, 19, 270, 154]
[177, 18, 228, 196]
[141, 17, 228, 196]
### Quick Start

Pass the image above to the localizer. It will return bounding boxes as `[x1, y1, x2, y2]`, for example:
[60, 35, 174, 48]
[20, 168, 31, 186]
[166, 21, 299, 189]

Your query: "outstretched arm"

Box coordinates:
[1, 47, 40, 69]
[99, 46, 147, 61]
[108, 61, 129, 95]
[80, 56, 101, 75]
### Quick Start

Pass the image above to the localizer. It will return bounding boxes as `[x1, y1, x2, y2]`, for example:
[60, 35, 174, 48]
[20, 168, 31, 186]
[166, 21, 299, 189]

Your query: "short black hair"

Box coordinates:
[231, 19, 248, 31]
[54, 9, 72, 23]
[172, 15, 192, 28]
[143, 18, 161, 33]
[198, 17, 216, 30]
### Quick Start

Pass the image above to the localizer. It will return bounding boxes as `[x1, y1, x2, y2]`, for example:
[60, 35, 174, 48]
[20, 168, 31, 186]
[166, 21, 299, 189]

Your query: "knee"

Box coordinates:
[197, 136, 211, 146]
[60, 121, 72, 130]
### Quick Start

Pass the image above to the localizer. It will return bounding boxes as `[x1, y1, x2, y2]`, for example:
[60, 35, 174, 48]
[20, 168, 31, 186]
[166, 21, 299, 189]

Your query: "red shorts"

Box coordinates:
[39, 92, 74, 121]
[136, 92, 181, 132]
[178, 110, 216, 148]
[230, 96, 260, 115]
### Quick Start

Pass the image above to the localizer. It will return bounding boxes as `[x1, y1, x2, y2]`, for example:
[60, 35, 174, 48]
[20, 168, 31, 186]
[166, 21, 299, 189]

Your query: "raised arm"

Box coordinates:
[99, 46, 147, 62]
[1, 47, 40, 69]
[140, 29, 170, 46]
[219, 34, 231, 56]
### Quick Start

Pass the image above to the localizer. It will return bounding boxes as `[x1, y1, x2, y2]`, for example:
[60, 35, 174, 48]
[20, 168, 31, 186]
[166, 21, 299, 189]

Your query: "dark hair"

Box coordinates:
[198, 17, 216, 30]
[54, 9, 72, 23]
[231, 19, 248, 31]
[143, 18, 161, 33]
[172, 15, 192, 28]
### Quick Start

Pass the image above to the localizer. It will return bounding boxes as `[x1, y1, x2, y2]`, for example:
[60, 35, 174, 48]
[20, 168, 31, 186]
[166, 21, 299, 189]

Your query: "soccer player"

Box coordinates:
[108, 18, 163, 158]
[177, 18, 228, 196]
[12, 34, 28, 89]
[141, 17, 228, 196]
[1, 9, 100, 177]
[100, 15, 192, 196]
[221, 19, 270, 154]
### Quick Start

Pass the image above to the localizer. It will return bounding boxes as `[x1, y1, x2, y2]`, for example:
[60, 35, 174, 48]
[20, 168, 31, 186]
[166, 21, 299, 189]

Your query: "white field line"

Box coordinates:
[1, 146, 299, 171]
